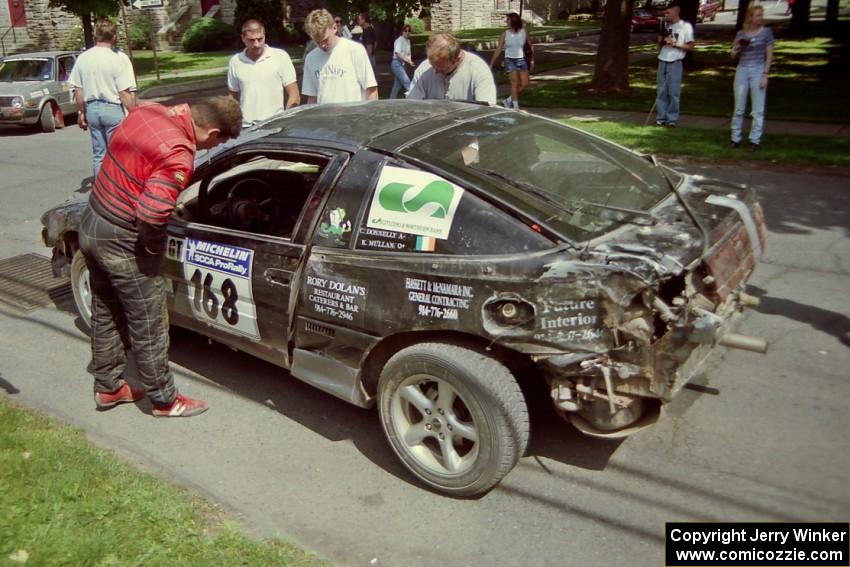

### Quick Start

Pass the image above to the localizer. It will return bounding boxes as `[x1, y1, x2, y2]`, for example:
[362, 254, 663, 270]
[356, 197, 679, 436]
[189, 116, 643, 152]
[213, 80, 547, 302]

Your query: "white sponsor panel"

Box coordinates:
[366, 166, 464, 240]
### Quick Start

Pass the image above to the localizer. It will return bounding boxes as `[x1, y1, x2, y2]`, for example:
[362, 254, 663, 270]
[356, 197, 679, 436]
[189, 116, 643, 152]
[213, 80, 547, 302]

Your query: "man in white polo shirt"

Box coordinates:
[302, 9, 378, 104]
[228, 19, 300, 125]
[67, 17, 136, 176]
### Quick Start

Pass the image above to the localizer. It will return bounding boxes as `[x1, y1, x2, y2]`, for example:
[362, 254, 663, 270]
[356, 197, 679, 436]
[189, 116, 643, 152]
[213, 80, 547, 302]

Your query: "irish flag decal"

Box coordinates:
[367, 165, 464, 240]
[415, 236, 436, 252]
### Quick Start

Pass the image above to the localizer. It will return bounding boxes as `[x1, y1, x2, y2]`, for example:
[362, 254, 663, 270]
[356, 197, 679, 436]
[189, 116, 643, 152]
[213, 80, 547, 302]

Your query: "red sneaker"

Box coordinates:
[95, 382, 145, 410]
[152, 394, 208, 418]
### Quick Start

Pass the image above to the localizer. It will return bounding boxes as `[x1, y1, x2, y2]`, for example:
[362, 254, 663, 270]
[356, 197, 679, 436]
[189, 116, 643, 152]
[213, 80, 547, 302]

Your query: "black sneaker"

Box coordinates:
[729, 141, 741, 149]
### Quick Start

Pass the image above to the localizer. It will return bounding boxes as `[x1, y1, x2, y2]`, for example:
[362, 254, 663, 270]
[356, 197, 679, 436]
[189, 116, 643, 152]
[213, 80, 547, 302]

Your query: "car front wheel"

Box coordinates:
[39, 105, 56, 133]
[71, 250, 92, 329]
[378, 342, 529, 497]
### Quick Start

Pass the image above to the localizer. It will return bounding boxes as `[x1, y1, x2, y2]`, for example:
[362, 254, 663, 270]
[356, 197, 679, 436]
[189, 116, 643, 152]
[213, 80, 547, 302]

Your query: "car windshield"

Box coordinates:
[0, 58, 53, 82]
[400, 112, 674, 241]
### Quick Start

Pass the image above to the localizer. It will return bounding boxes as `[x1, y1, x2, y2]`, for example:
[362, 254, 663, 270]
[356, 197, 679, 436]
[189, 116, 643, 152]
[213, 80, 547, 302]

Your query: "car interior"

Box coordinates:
[174, 155, 327, 239]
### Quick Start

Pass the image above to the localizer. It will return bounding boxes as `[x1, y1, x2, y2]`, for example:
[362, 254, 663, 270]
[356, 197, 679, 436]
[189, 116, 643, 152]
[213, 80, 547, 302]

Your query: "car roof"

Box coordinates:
[2, 51, 76, 60]
[256, 100, 500, 151]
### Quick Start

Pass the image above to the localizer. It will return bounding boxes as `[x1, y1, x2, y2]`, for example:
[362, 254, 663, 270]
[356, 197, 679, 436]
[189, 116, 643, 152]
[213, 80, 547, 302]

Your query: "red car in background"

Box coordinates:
[697, 0, 722, 22]
[631, 10, 661, 32]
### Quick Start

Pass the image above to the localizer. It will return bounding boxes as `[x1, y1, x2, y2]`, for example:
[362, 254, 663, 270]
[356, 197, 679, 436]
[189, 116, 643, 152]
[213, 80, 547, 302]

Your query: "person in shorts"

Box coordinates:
[489, 12, 533, 109]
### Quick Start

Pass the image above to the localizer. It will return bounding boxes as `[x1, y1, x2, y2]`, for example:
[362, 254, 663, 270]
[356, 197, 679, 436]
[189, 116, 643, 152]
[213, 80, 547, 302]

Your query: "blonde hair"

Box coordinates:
[305, 9, 334, 38]
[426, 32, 461, 63]
[744, 3, 764, 28]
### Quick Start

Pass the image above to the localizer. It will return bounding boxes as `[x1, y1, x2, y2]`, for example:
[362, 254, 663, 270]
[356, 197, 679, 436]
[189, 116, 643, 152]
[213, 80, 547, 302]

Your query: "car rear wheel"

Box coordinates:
[71, 250, 92, 329]
[39, 105, 56, 133]
[378, 342, 529, 497]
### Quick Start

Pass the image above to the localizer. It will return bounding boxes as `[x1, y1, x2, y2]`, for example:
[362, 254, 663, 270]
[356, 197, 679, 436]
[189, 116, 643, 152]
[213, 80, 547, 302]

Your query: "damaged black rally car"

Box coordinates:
[42, 100, 767, 497]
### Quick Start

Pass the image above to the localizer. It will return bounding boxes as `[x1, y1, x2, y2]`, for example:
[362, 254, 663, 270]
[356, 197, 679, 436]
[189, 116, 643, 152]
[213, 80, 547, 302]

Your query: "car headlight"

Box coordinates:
[11, 96, 23, 109]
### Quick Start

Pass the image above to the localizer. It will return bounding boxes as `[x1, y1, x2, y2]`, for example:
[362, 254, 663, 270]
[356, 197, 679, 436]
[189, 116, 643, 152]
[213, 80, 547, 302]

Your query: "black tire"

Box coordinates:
[70, 250, 92, 330]
[39, 104, 56, 133]
[378, 342, 529, 497]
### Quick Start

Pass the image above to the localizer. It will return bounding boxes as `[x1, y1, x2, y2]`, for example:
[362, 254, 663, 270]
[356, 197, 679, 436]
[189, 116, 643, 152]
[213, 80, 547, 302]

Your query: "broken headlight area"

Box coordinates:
[535, 266, 765, 436]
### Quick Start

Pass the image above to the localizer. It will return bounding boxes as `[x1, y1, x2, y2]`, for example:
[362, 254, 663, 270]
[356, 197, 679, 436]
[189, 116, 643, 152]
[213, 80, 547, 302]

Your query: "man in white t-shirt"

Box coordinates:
[407, 33, 496, 105]
[67, 18, 136, 176]
[655, 4, 694, 127]
[228, 19, 300, 126]
[302, 9, 378, 104]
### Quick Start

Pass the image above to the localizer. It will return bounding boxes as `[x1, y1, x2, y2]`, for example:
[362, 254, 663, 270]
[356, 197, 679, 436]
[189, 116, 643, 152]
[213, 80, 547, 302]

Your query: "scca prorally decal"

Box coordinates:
[182, 238, 259, 339]
[367, 166, 464, 240]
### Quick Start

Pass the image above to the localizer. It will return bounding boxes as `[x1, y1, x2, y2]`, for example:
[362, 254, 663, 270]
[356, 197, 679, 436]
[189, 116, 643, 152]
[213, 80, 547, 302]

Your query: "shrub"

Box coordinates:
[404, 17, 425, 33]
[129, 19, 152, 50]
[61, 23, 85, 51]
[181, 17, 237, 52]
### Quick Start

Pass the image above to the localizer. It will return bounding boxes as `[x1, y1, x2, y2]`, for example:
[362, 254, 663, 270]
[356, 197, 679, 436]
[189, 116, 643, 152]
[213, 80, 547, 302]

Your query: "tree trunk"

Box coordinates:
[590, 0, 633, 92]
[678, 0, 698, 26]
[735, 0, 750, 30]
[825, 0, 838, 28]
[790, 0, 811, 34]
[82, 13, 94, 48]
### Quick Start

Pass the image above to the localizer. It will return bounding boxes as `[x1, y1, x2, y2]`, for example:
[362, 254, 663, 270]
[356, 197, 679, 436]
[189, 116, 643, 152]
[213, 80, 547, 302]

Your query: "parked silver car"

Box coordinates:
[0, 50, 77, 132]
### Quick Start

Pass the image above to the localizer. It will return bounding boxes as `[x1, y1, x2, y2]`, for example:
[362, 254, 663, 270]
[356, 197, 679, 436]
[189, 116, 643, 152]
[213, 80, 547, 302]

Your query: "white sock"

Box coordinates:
[512, 100, 519, 109]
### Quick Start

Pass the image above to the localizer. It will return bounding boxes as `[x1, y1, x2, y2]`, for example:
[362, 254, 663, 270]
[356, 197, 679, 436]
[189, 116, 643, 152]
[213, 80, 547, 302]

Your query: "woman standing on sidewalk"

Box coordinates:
[729, 3, 774, 151]
[489, 12, 533, 109]
[390, 25, 414, 98]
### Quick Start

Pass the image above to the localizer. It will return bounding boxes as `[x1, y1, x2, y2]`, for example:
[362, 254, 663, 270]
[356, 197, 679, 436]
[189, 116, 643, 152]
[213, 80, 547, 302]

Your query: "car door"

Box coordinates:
[56, 55, 76, 114]
[165, 146, 348, 369]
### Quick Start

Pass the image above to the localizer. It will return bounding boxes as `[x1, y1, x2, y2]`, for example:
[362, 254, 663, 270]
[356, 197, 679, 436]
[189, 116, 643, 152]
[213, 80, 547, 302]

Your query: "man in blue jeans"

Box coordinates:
[68, 18, 136, 176]
[655, 4, 694, 127]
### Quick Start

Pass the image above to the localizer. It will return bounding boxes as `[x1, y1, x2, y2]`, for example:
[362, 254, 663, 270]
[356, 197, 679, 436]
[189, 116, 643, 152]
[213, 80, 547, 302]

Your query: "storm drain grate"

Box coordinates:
[0, 253, 71, 312]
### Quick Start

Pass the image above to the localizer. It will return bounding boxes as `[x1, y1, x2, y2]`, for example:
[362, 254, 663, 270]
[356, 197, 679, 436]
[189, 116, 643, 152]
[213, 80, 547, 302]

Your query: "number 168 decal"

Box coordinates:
[183, 238, 260, 339]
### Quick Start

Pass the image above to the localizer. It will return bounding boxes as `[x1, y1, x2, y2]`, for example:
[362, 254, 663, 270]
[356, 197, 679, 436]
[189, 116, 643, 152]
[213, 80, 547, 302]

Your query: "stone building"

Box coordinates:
[0, 0, 240, 55]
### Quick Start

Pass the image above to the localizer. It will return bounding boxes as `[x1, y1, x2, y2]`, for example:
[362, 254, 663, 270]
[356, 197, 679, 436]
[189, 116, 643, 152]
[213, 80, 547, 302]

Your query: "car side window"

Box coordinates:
[58, 56, 74, 82]
[351, 162, 552, 255]
[174, 153, 328, 240]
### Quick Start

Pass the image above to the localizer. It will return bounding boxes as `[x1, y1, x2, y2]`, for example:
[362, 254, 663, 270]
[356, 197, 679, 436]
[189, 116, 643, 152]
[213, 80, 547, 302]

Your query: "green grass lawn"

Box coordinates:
[524, 25, 850, 123]
[0, 398, 326, 566]
[563, 119, 850, 166]
[131, 47, 306, 78]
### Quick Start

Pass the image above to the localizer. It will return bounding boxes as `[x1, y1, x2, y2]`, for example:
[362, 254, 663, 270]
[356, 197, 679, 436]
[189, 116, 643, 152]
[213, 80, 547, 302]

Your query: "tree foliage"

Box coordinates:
[234, 0, 284, 44]
[47, 0, 118, 47]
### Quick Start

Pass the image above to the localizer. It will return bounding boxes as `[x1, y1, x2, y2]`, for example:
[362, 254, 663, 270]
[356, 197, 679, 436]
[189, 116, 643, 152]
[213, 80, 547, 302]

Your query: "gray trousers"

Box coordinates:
[79, 205, 176, 406]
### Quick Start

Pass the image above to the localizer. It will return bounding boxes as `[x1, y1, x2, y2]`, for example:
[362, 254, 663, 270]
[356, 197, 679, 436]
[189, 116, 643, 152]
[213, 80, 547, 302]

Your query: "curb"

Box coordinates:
[140, 75, 227, 99]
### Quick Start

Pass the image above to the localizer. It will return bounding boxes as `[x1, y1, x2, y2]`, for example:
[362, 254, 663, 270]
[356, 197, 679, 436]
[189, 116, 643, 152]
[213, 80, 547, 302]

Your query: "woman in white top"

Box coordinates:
[489, 12, 533, 109]
[390, 25, 414, 98]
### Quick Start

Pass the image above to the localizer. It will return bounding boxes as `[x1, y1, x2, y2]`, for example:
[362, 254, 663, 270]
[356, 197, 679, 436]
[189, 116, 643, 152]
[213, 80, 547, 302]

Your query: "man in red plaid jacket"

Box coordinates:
[79, 96, 242, 417]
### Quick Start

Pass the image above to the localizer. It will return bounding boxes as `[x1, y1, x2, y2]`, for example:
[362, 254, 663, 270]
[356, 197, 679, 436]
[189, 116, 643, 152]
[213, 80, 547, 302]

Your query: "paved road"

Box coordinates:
[1, 124, 848, 566]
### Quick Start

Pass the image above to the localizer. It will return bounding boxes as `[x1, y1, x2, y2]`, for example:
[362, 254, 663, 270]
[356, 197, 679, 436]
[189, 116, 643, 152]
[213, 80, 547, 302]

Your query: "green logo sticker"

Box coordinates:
[378, 180, 456, 219]
[367, 166, 464, 240]
[318, 208, 352, 244]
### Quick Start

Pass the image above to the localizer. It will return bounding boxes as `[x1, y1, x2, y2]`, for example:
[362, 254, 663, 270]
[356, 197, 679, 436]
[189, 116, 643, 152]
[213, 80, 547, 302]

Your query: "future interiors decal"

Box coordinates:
[367, 165, 464, 240]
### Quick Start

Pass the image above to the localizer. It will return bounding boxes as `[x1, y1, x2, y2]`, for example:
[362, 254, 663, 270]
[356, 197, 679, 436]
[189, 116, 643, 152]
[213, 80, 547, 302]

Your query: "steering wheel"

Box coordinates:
[226, 177, 280, 233]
